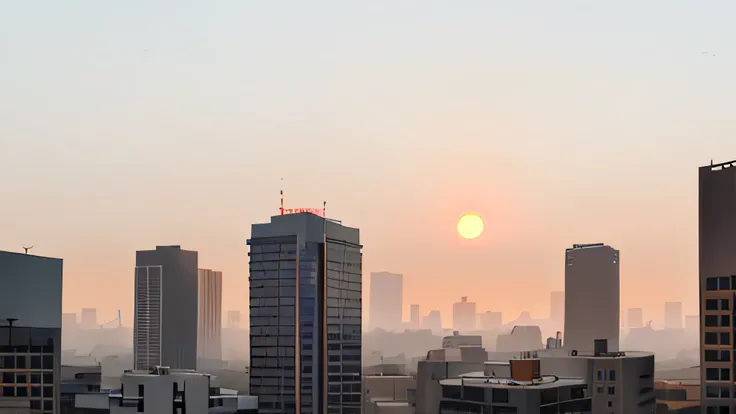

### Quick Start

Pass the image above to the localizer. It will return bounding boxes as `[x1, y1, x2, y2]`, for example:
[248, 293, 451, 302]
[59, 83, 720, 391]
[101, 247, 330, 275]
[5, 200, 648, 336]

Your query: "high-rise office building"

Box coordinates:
[550, 291, 564, 328]
[564, 243, 620, 352]
[409, 304, 420, 328]
[664, 301, 683, 330]
[452, 296, 476, 332]
[478, 311, 503, 331]
[369, 271, 403, 331]
[227, 310, 241, 330]
[422, 310, 442, 332]
[80, 308, 97, 329]
[0, 250, 63, 413]
[197, 269, 222, 361]
[627, 308, 644, 328]
[699, 159, 736, 410]
[134, 245, 198, 370]
[248, 212, 362, 414]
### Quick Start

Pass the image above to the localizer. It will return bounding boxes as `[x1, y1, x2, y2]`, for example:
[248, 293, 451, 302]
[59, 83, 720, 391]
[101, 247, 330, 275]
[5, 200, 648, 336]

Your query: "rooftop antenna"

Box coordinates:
[323, 201, 327, 218]
[279, 178, 285, 215]
[22, 246, 33, 254]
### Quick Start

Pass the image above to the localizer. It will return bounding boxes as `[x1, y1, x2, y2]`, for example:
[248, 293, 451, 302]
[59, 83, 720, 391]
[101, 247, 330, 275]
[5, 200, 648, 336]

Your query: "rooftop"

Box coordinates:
[440, 375, 586, 390]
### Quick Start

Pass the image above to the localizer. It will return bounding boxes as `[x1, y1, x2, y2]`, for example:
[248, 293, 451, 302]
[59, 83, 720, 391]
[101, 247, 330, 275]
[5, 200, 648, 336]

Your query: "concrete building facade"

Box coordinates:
[0, 250, 64, 413]
[198, 269, 223, 361]
[478, 311, 503, 331]
[248, 212, 362, 414]
[699, 159, 736, 412]
[134, 245, 198, 371]
[80, 308, 98, 330]
[564, 243, 620, 352]
[369, 272, 403, 332]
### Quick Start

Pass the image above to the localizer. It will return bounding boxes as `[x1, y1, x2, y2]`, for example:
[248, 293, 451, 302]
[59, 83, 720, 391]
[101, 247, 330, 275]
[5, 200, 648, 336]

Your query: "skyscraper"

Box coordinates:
[134, 245, 198, 370]
[248, 212, 362, 414]
[227, 310, 241, 330]
[452, 296, 476, 332]
[369, 271, 403, 331]
[80, 308, 97, 330]
[197, 269, 222, 361]
[699, 159, 736, 410]
[564, 243, 620, 352]
[550, 291, 564, 328]
[0, 250, 63, 413]
[409, 304, 420, 328]
[422, 310, 442, 332]
[627, 308, 644, 328]
[664, 301, 683, 330]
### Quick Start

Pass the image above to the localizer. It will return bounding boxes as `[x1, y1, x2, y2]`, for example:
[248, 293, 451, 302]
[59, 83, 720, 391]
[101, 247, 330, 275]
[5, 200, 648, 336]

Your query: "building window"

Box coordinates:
[596, 370, 604, 381]
[720, 276, 731, 290]
[707, 277, 719, 291]
[706, 332, 719, 344]
[722, 315, 731, 327]
[596, 386, 603, 393]
[608, 386, 615, 395]
[706, 315, 719, 327]
[608, 401, 613, 407]
[608, 370, 616, 381]
[721, 332, 731, 345]
[707, 299, 719, 310]
[492, 388, 509, 403]
[722, 299, 730, 310]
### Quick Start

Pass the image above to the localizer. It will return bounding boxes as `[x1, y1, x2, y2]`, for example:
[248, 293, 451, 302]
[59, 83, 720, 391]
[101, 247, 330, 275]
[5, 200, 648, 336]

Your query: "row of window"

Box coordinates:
[706, 276, 736, 291]
[705, 350, 733, 362]
[0, 355, 54, 370]
[704, 331, 732, 345]
[706, 385, 731, 398]
[706, 299, 731, 311]
[705, 315, 733, 328]
[595, 369, 616, 381]
[595, 386, 616, 395]
[706, 406, 731, 414]
[706, 367, 731, 381]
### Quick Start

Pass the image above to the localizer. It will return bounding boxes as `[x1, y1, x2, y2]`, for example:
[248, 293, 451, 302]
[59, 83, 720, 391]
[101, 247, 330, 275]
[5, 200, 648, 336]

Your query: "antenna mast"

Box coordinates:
[280, 178, 285, 215]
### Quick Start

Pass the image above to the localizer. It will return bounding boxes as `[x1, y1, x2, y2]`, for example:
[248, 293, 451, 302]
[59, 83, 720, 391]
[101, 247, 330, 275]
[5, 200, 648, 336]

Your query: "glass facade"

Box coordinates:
[249, 226, 362, 414]
[0, 326, 59, 413]
[134, 265, 163, 370]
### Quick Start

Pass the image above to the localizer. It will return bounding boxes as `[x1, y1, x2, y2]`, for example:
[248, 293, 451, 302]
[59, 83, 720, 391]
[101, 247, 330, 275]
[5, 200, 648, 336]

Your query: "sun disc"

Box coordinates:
[457, 213, 484, 240]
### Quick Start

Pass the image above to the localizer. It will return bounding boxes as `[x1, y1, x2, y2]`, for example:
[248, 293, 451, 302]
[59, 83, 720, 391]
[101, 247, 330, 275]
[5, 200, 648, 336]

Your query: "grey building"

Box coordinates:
[248, 212, 362, 414]
[134, 245, 198, 370]
[699, 159, 736, 412]
[564, 243, 620, 353]
[0, 250, 64, 413]
[198, 269, 223, 362]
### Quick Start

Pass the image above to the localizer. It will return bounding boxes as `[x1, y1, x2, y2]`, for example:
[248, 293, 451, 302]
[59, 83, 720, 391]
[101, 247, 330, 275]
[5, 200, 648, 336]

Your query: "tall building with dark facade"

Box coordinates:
[699, 159, 736, 411]
[248, 212, 362, 414]
[0, 250, 63, 413]
[134, 245, 198, 370]
[564, 243, 620, 353]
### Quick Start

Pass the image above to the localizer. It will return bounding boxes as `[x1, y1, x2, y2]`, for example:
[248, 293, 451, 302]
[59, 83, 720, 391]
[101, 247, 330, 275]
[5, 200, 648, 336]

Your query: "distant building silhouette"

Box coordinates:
[197, 269, 222, 361]
[80, 308, 97, 330]
[369, 271, 403, 331]
[564, 243, 620, 352]
[0, 250, 63, 413]
[423, 310, 442, 332]
[410, 304, 420, 328]
[550, 291, 564, 329]
[62, 313, 77, 330]
[478, 311, 503, 331]
[685, 314, 699, 333]
[627, 308, 644, 328]
[226, 310, 241, 330]
[698, 159, 736, 409]
[248, 212, 362, 414]
[452, 296, 476, 332]
[134, 245, 198, 370]
[664, 301, 683, 330]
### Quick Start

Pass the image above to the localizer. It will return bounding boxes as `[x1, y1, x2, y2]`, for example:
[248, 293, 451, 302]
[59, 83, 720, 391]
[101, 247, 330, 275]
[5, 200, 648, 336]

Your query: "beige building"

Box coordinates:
[363, 375, 415, 414]
[197, 269, 222, 361]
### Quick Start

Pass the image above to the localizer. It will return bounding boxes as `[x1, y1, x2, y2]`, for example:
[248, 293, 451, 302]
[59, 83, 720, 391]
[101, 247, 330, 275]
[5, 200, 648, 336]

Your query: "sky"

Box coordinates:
[2, 1, 736, 329]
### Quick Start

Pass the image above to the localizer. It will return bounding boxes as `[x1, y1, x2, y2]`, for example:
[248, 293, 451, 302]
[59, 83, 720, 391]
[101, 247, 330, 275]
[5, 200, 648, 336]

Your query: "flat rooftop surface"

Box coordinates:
[440, 375, 586, 389]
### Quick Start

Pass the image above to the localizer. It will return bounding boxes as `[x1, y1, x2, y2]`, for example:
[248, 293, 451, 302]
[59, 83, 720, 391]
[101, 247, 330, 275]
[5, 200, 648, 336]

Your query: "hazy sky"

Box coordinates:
[2, 1, 736, 328]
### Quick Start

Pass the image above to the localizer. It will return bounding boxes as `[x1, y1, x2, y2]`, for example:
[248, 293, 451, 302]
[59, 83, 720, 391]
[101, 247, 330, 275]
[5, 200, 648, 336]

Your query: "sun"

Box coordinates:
[457, 213, 484, 240]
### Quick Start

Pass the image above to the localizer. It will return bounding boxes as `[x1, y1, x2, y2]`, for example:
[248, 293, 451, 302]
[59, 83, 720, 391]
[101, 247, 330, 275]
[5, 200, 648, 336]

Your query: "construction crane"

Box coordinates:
[99, 310, 122, 328]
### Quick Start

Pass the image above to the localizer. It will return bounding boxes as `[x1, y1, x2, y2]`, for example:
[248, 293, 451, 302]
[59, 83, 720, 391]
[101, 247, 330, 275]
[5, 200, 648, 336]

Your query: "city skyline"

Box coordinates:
[5, 2, 736, 328]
